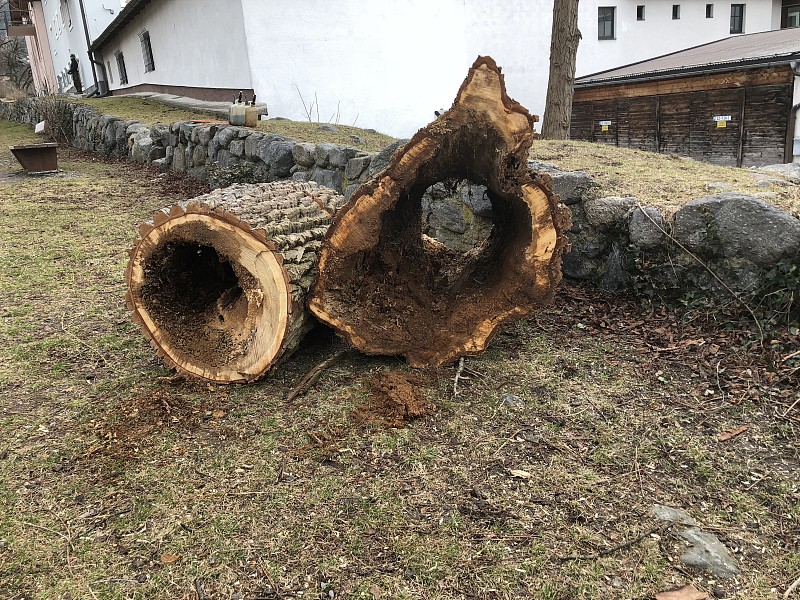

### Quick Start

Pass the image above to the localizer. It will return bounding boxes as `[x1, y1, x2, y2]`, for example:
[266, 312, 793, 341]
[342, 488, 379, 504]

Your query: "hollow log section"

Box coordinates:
[125, 181, 343, 383]
[308, 56, 572, 367]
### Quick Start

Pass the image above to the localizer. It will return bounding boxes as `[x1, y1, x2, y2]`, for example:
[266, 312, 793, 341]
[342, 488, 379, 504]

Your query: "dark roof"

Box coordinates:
[576, 28, 800, 87]
[89, 0, 152, 52]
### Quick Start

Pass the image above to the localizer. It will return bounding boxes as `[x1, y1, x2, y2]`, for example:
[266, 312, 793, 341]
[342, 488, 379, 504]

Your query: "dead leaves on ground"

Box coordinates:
[655, 584, 709, 600]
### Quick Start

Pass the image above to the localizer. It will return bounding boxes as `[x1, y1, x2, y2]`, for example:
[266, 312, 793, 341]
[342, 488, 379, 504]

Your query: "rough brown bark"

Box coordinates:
[307, 56, 571, 368]
[542, 0, 581, 140]
[125, 181, 343, 383]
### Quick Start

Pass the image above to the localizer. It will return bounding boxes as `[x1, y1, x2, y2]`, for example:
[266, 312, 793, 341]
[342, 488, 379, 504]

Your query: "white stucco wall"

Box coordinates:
[240, 0, 559, 137]
[82, 0, 119, 41]
[99, 0, 251, 92]
[577, 0, 782, 77]
[241, 0, 471, 138]
[40, 0, 91, 92]
[34, 0, 117, 93]
[463, 0, 554, 129]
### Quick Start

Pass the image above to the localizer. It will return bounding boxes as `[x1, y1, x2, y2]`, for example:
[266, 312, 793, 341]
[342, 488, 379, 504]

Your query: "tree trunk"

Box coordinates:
[541, 0, 581, 140]
[125, 181, 343, 383]
[308, 56, 572, 368]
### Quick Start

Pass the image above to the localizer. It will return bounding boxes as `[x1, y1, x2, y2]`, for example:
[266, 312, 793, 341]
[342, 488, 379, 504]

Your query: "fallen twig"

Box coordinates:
[558, 523, 673, 562]
[285, 350, 347, 402]
[781, 396, 800, 418]
[782, 349, 800, 362]
[453, 357, 465, 397]
[785, 572, 800, 598]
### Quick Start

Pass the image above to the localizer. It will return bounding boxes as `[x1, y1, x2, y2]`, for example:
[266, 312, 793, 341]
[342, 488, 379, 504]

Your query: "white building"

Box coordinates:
[11, 0, 793, 137]
[577, 0, 784, 76]
[8, 0, 119, 94]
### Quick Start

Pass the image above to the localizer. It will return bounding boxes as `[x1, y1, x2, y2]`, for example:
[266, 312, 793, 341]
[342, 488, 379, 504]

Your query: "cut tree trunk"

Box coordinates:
[125, 181, 343, 383]
[308, 56, 572, 368]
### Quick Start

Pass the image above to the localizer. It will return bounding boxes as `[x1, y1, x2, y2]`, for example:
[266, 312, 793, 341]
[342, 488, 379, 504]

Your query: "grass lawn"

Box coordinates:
[76, 97, 398, 153]
[1, 119, 798, 599]
[529, 140, 800, 218]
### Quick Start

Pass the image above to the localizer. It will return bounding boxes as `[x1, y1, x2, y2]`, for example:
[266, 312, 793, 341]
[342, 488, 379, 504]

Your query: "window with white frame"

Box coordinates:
[598, 6, 616, 39]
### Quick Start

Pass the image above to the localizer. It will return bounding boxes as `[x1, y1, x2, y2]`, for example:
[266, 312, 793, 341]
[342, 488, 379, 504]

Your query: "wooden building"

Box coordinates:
[570, 28, 800, 167]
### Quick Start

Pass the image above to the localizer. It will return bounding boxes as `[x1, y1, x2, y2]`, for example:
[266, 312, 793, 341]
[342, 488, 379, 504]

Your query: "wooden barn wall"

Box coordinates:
[570, 78, 792, 167]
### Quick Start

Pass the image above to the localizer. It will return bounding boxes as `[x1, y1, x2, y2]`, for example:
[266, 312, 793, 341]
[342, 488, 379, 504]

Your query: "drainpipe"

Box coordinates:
[76, 0, 99, 94]
[788, 60, 800, 163]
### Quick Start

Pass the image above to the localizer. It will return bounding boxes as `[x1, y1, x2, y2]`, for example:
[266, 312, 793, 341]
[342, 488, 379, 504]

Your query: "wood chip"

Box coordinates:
[655, 584, 709, 600]
[718, 425, 748, 442]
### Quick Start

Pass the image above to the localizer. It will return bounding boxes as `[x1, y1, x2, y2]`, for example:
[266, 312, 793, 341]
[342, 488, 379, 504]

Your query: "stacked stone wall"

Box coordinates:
[1, 98, 380, 197]
[3, 97, 798, 306]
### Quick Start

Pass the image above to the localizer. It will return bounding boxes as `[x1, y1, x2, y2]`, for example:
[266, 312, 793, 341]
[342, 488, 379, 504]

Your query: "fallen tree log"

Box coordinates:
[125, 181, 343, 383]
[307, 56, 572, 367]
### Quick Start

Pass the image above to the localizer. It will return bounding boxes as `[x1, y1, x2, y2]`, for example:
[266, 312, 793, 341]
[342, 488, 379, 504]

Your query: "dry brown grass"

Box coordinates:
[1, 119, 798, 599]
[530, 140, 800, 217]
[75, 96, 396, 152]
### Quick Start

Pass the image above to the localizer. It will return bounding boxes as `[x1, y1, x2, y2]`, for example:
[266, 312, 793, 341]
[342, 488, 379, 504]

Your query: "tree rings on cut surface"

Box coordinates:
[307, 56, 572, 367]
[125, 181, 343, 383]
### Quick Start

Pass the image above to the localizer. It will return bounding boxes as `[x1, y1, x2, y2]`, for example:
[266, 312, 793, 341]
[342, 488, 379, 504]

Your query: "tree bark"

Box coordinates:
[308, 56, 572, 368]
[125, 181, 342, 383]
[541, 0, 581, 140]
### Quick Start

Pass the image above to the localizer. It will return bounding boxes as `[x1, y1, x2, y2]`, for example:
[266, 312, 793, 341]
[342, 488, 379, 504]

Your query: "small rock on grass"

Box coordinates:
[501, 392, 525, 410]
[651, 503, 740, 579]
[677, 527, 740, 579]
[651, 504, 697, 526]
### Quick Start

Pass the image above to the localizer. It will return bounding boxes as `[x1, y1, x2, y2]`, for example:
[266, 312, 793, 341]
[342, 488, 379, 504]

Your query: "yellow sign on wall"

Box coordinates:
[713, 115, 731, 129]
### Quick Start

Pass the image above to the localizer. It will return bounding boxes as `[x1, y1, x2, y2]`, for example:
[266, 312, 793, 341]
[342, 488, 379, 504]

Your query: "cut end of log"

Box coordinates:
[308, 56, 571, 367]
[126, 181, 342, 383]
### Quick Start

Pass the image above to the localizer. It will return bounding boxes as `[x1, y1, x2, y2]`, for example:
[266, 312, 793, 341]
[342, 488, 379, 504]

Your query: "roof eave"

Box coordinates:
[574, 55, 799, 88]
[89, 0, 152, 52]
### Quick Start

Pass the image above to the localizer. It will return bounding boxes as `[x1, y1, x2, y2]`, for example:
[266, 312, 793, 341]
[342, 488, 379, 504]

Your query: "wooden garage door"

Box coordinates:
[570, 83, 791, 167]
[742, 83, 792, 167]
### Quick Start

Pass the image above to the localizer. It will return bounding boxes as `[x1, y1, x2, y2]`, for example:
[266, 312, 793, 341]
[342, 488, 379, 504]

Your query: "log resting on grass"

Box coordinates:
[307, 56, 572, 367]
[125, 181, 343, 383]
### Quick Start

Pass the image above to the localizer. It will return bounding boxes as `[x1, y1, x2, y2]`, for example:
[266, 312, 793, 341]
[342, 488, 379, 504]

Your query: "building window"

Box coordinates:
[706, 3, 714, 17]
[106, 60, 113, 84]
[61, 0, 71, 28]
[637, 5, 645, 20]
[598, 7, 615, 39]
[115, 51, 128, 85]
[730, 3, 745, 33]
[672, 4, 681, 19]
[781, 2, 799, 27]
[139, 30, 155, 72]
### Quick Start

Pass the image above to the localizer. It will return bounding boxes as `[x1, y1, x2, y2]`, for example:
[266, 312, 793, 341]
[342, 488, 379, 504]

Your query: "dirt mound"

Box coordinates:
[352, 370, 436, 428]
[85, 386, 229, 459]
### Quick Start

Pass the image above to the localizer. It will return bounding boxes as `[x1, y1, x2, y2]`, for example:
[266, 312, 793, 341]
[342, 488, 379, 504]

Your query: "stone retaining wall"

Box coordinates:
[549, 166, 800, 297]
[0, 97, 384, 197]
[3, 97, 799, 305]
